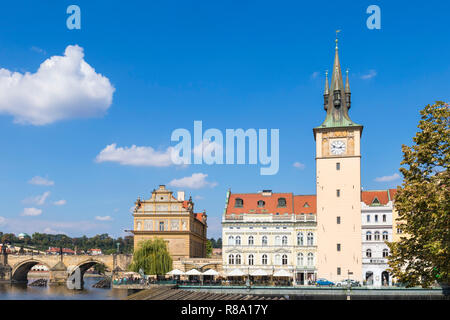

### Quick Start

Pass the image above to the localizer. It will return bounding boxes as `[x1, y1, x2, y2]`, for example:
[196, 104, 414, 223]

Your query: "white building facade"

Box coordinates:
[361, 190, 396, 287]
[222, 190, 317, 285]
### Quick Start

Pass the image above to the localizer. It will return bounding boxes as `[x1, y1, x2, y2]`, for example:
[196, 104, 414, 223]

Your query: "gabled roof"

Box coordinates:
[361, 189, 397, 205]
[226, 192, 316, 215]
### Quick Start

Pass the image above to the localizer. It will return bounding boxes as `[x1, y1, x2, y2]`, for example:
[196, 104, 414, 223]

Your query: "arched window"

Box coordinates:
[275, 236, 281, 246]
[235, 236, 241, 245]
[277, 198, 287, 207]
[248, 254, 254, 265]
[383, 249, 389, 257]
[366, 231, 372, 241]
[228, 254, 234, 265]
[366, 249, 372, 258]
[248, 236, 254, 246]
[257, 200, 265, 207]
[262, 236, 268, 246]
[282, 254, 288, 265]
[228, 236, 234, 246]
[235, 198, 243, 208]
[307, 232, 314, 246]
[382, 231, 388, 241]
[382, 214, 387, 222]
[307, 253, 314, 266]
[262, 254, 267, 265]
[374, 231, 380, 241]
[275, 254, 281, 265]
[282, 236, 288, 246]
[235, 254, 241, 265]
[297, 253, 304, 266]
[297, 232, 304, 246]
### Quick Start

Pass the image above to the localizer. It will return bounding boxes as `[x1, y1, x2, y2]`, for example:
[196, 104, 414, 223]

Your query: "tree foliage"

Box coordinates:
[387, 101, 449, 287]
[206, 240, 212, 258]
[129, 238, 173, 275]
[0, 232, 134, 254]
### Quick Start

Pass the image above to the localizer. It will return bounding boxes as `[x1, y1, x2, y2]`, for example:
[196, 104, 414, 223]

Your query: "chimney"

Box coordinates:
[177, 191, 185, 201]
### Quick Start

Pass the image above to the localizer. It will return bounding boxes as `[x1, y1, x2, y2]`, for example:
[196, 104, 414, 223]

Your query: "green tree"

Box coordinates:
[129, 239, 172, 275]
[206, 240, 212, 258]
[387, 101, 449, 288]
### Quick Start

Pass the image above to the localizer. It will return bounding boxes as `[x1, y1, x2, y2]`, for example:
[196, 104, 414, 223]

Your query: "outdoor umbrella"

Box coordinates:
[202, 269, 220, 276]
[166, 269, 185, 276]
[185, 269, 202, 276]
[250, 269, 268, 276]
[227, 269, 245, 277]
[273, 269, 292, 277]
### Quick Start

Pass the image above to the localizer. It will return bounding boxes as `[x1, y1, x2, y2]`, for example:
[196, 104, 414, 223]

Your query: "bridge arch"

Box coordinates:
[68, 258, 111, 278]
[12, 259, 51, 282]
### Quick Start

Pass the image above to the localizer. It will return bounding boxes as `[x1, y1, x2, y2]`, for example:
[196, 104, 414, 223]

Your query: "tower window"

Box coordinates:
[337, 216, 341, 224]
[336, 162, 341, 170]
[337, 267, 341, 275]
[337, 243, 341, 251]
[336, 189, 341, 197]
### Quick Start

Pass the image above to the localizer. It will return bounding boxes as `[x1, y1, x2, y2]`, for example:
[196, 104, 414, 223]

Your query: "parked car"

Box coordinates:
[336, 279, 361, 287]
[315, 278, 334, 286]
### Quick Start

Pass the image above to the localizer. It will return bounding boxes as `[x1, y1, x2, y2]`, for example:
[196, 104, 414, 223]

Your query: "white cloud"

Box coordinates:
[374, 173, 401, 182]
[28, 176, 54, 186]
[31, 46, 46, 55]
[22, 207, 43, 216]
[192, 139, 223, 160]
[194, 195, 204, 200]
[361, 69, 377, 80]
[43, 227, 66, 235]
[0, 218, 107, 236]
[95, 143, 179, 167]
[53, 199, 67, 206]
[95, 216, 113, 221]
[0, 45, 114, 125]
[311, 71, 319, 79]
[168, 173, 217, 190]
[293, 162, 306, 170]
[23, 191, 51, 206]
[0, 216, 5, 225]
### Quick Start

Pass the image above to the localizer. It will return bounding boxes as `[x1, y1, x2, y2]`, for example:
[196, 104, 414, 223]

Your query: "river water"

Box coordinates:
[0, 276, 130, 300]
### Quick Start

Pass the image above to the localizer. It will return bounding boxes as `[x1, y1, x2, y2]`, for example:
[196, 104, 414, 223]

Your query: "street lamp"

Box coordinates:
[116, 242, 120, 254]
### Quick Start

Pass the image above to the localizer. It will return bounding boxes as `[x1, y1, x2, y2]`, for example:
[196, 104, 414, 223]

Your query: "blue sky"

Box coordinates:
[0, 1, 449, 239]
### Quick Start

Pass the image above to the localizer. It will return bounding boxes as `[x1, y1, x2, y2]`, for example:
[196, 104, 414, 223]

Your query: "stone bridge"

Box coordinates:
[0, 253, 132, 287]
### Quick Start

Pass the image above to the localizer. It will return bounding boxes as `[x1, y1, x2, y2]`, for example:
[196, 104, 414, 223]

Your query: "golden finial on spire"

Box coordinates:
[335, 29, 341, 49]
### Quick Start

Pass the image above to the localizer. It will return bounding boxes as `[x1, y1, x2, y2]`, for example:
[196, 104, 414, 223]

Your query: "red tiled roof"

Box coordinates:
[293, 195, 317, 214]
[46, 247, 75, 254]
[388, 189, 397, 201]
[226, 192, 316, 215]
[226, 192, 294, 215]
[361, 190, 397, 205]
[194, 212, 206, 223]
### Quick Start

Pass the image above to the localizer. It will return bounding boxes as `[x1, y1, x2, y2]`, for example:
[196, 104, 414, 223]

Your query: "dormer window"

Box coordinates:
[234, 198, 243, 208]
[277, 198, 287, 208]
[257, 200, 265, 207]
[303, 202, 310, 208]
[371, 197, 381, 206]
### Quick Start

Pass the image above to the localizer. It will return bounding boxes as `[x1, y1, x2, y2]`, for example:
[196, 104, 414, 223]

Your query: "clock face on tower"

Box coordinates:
[330, 139, 346, 155]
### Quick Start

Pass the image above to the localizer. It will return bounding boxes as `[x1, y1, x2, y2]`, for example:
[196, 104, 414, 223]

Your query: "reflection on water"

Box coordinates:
[0, 276, 130, 300]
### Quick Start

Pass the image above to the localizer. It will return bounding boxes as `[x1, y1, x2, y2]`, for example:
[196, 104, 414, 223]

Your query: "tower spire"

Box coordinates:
[315, 32, 361, 129]
[323, 70, 329, 110]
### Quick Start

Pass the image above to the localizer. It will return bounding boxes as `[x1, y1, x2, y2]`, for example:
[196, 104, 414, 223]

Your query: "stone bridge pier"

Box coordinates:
[0, 252, 132, 288]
